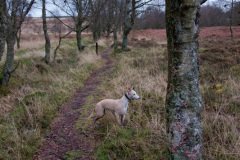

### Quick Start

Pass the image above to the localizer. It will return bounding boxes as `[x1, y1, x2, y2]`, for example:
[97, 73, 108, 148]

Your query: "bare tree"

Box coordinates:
[200, 5, 228, 27]
[52, 0, 90, 51]
[222, 0, 240, 37]
[112, 0, 124, 50]
[165, 0, 206, 159]
[89, 0, 106, 41]
[122, 0, 133, 50]
[122, 0, 152, 50]
[135, 6, 165, 29]
[52, 19, 72, 61]
[0, 0, 35, 85]
[42, 0, 51, 64]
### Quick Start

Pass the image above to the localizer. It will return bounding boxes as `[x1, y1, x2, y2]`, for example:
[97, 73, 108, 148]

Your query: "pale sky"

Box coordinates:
[29, 0, 220, 17]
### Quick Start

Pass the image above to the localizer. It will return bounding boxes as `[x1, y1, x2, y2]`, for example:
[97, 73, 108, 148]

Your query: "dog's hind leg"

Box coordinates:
[94, 116, 103, 124]
[94, 108, 105, 124]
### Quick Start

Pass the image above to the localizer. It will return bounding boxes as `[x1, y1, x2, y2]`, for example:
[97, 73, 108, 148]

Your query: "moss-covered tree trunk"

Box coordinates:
[122, 0, 133, 50]
[0, 0, 6, 61]
[42, 0, 51, 64]
[165, 0, 203, 159]
[0, 0, 35, 86]
[1, 31, 16, 85]
[76, 22, 83, 51]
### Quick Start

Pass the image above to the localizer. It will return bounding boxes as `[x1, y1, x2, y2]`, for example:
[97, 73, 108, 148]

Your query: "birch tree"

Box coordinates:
[165, 0, 206, 159]
[0, 0, 35, 85]
[42, 0, 51, 64]
[52, 0, 90, 51]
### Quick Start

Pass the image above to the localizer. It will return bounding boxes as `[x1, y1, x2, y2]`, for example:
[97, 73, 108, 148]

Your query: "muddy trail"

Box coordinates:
[34, 48, 113, 160]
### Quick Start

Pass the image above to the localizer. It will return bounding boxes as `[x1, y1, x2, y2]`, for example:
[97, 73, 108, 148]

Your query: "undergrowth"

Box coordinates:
[76, 44, 169, 160]
[0, 38, 104, 159]
[76, 38, 240, 160]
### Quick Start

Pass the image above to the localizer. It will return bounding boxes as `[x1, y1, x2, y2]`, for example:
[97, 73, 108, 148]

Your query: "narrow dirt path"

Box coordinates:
[34, 48, 113, 160]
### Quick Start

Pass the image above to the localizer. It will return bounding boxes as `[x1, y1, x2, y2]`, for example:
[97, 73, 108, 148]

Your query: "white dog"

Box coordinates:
[94, 87, 140, 125]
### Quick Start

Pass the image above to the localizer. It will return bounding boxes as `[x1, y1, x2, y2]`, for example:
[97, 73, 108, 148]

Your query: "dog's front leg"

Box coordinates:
[114, 113, 122, 125]
[120, 115, 125, 126]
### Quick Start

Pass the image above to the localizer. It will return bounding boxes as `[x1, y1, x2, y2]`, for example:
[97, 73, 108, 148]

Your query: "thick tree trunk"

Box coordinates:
[165, 0, 203, 159]
[42, 0, 51, 64]
[1, 33, 16, 85]
[0, 0, 6, 61]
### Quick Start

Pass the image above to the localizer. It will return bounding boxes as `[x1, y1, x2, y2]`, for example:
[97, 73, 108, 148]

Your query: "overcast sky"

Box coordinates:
[29, 0, 220, 17]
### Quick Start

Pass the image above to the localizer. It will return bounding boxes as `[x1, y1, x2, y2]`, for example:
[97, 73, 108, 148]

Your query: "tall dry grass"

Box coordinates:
[76, 37, 240, 159]
[0, 38, 104, 159]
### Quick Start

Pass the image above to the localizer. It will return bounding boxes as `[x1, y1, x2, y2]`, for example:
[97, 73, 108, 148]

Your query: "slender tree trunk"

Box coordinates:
[122, 0, 136, 50]
[76, 0, 83, 51]
[42, 0, 51, 64]
[165, 0, 203, 159]
[230, 0, 234, 39]
[76, 24, 83, 51]
[16, 27, 21, 49]
[113, 28, 118, 50]
[0, 0, 6, 61]
[122, 28, 130, 50]
[122, 0, 131, 50]
[95, 42, 98, 55]
[54, 30, 72, 61]
[1, 33, 16, 85]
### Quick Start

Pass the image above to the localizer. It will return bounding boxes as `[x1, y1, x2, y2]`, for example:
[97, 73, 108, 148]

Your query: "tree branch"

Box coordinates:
[200, 0, 207, 5]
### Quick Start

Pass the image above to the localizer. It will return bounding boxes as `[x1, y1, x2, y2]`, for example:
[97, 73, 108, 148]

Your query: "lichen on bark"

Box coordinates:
[165, 0, 203, 159]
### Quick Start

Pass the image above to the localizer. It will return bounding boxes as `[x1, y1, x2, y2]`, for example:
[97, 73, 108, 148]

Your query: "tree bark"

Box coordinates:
[113, 28, 118, 50]
[122, 0, 132, 50]
[1, 32, 16, 85]
[16, 27, 21, 49]
[165, 0, 203, 159]
[76, 23, 83, 51]
[0, 0, 7, 61]
[42, 0, 51, 64]
[76, 0, 83, 51]
[0, 0, 35, 86]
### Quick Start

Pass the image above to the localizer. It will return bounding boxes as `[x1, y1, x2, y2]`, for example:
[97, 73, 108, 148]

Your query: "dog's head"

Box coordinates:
[127, 87, 140, 100]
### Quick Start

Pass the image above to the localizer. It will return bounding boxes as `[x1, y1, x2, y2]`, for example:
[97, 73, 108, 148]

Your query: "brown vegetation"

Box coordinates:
[129, 26, 240, 41]
[0, 9, 239, 159]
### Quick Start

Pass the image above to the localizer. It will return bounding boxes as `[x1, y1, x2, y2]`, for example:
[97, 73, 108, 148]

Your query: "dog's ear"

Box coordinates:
[132, 86, 135, 90]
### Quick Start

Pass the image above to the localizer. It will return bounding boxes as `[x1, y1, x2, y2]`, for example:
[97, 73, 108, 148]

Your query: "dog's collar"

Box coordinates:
[125, 94, 131, 101]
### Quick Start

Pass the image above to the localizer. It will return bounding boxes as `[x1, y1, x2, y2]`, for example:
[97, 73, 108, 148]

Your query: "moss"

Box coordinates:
[16, 48, 28, 56]
[230, 64, 240, 78]
[227, 101, 240, 114]
[20, 58, 33, 65]
[64, 150, 83, 160]
[0, 86, 10, 96]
